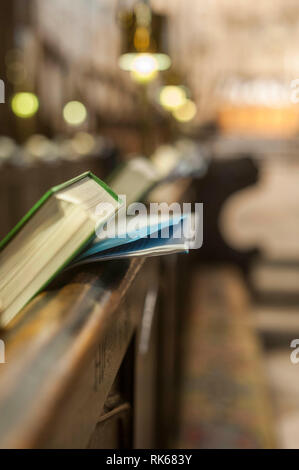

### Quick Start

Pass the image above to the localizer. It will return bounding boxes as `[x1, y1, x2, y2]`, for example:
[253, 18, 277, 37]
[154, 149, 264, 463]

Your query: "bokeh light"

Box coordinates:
[71, 132, 95, 155]
[130, 53, 158, 83]
[11, 92, 39, 119]
[25, 134, 59, 162]
[63, 101, 87, 126]
[0, 137, 16, 162]
[119, 53, 171, 72]
[159, 86, 187, 111]
[173, 99, 197, 122]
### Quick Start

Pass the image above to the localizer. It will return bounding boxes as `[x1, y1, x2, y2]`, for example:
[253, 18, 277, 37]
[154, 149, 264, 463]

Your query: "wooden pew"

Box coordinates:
[0, 154, 264, 448]
[0, 179, 194, 449]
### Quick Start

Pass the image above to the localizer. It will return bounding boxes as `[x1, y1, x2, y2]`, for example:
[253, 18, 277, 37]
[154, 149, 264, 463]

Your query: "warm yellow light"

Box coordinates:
[11, 92, 39, 118]
[71, 132, 95, 155]
[119, 53, 171, 72]
[173, 99, 197, 122]
[63, 101, 87, 126]
[151, 145, 181, 177]
[25, 134, 49, 158]
[134, 27, 150, 51]
[155, 54, 172, 71]
[130, 54, 158, 83]
[159, 86, 187, 111]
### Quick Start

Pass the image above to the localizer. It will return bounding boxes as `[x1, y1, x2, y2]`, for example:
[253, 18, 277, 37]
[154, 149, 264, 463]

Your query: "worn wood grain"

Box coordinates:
[0, 258, 145, 448]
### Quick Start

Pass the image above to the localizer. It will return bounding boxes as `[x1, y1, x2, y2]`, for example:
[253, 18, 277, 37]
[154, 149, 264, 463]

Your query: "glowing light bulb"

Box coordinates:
[119, 53, 171, 72]
[130, 54, 158, 83]
[173, 99, 197, 123]
[11, 92, 39, 118]
[159, 86, 187, 111]
[63, 101, 87, 126]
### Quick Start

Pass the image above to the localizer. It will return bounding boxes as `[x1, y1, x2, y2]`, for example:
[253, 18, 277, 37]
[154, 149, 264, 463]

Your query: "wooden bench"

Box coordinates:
[0, 179, 194, 449]
[0, 155, 266, 448]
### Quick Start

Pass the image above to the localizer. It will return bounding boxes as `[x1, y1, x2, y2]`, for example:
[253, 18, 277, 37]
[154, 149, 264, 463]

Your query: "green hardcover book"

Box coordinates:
[0, 172, 121, 327]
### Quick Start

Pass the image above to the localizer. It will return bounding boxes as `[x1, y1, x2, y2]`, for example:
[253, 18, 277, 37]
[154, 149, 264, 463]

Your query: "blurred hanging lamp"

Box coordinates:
[118, 0, 171, 83]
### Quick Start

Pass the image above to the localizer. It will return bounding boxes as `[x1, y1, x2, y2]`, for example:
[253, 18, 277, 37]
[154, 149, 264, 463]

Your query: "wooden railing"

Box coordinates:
[0, 177, 194, 449]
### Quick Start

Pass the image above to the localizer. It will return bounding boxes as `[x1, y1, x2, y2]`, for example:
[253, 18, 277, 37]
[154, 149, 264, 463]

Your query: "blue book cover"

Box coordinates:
[72, 215, 189, 266]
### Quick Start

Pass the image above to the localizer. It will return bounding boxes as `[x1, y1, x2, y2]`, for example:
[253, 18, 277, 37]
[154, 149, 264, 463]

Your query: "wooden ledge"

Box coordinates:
[0, 177, 194, 448]
[0, 258, 145, 448]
